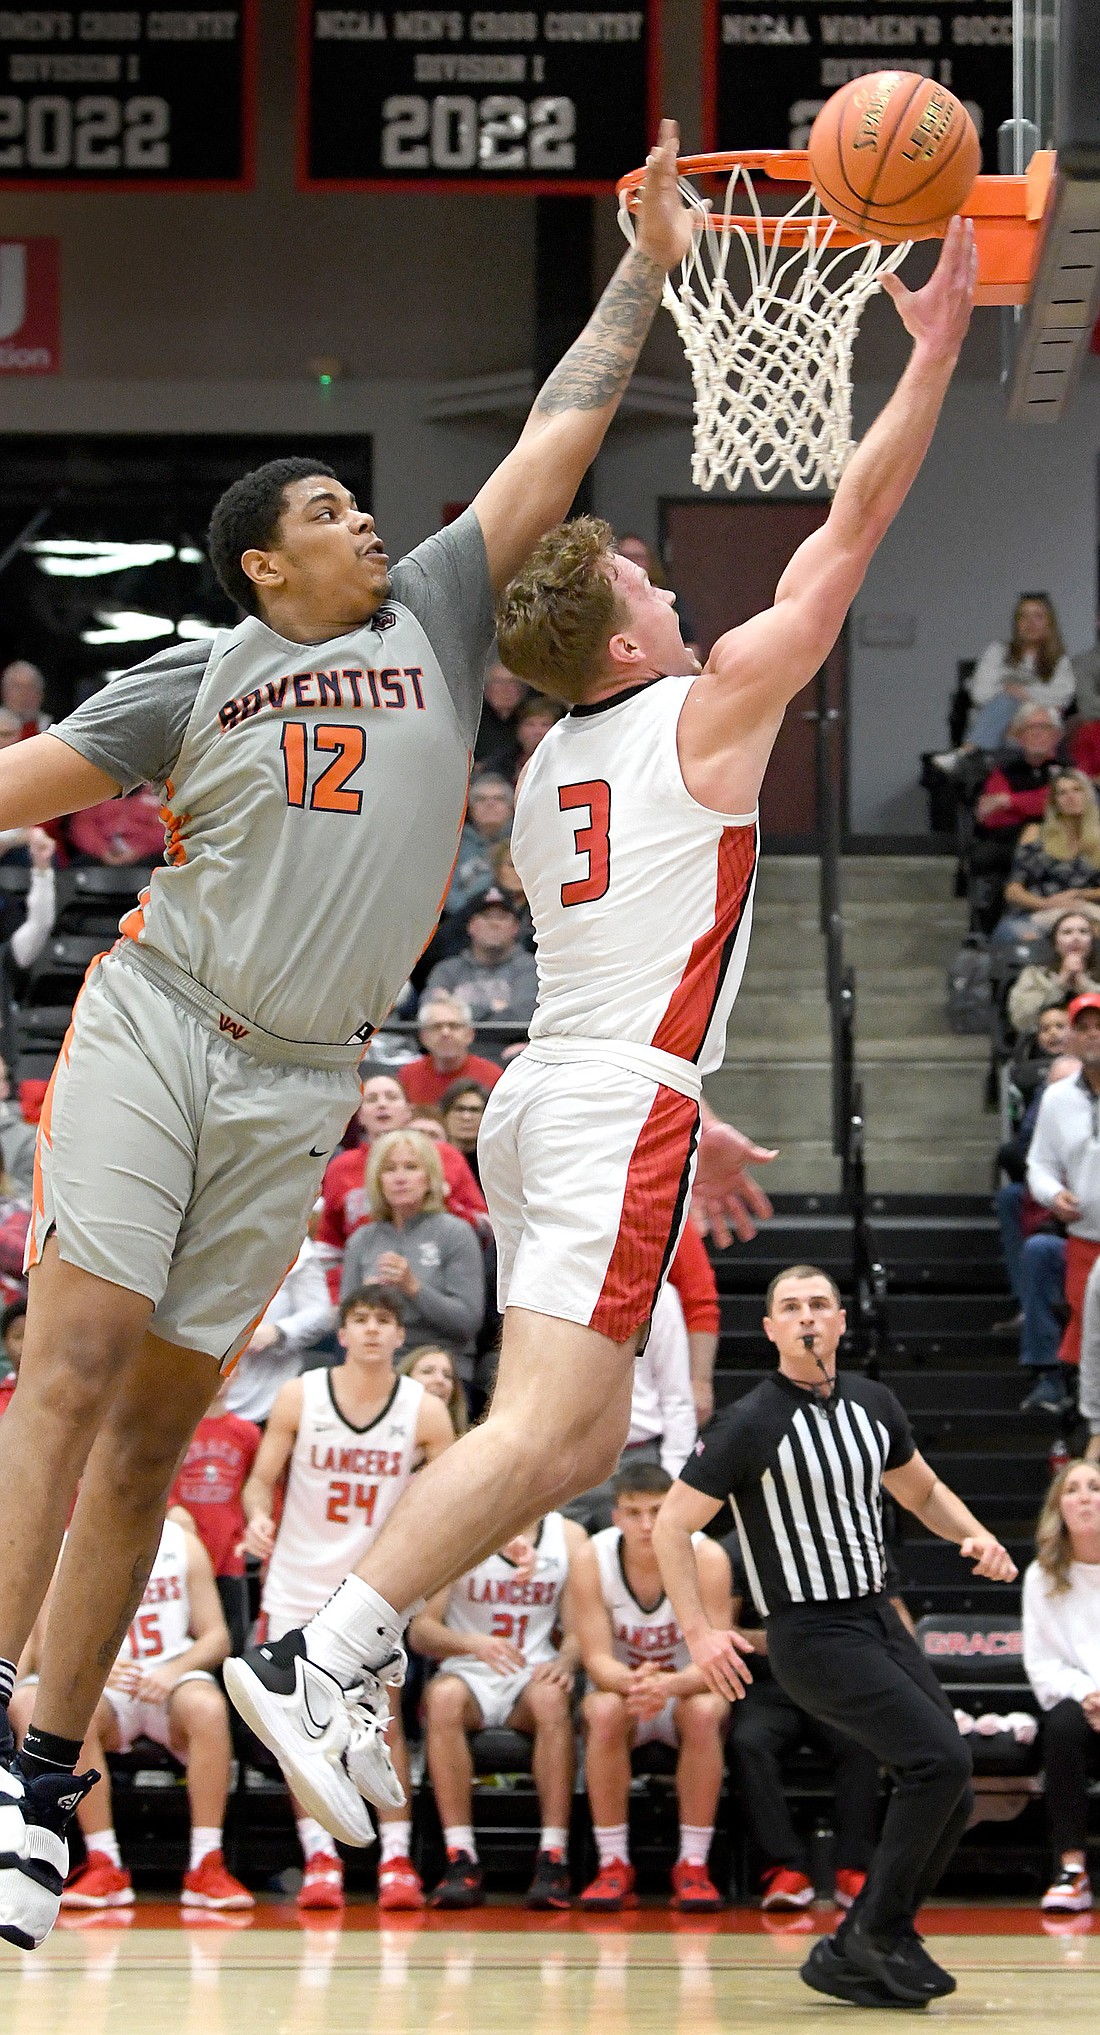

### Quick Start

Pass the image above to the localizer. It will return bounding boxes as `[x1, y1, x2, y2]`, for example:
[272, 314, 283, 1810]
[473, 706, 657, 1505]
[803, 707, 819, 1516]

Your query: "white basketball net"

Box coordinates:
[619, 161, 911, 494]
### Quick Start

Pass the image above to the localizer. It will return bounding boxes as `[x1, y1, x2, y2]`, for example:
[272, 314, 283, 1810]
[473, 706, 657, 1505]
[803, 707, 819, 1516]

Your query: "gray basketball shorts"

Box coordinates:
[27, 952, 360, 1365]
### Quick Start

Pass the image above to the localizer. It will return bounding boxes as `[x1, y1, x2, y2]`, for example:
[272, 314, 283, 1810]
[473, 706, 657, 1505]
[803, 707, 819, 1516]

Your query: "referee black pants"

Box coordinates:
[765, 1593, 973, 1943]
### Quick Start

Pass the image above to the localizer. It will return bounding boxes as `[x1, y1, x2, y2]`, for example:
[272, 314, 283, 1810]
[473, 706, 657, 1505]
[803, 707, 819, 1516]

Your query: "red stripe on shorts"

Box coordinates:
[652, 824, 756, 1062]
[589, 1086, 700, 1343]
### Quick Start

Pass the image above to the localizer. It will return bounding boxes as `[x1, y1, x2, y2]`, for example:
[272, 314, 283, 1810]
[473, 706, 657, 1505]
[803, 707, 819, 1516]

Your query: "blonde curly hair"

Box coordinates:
[495, 515, 626, 705]
[1034, 1459, 1100, 1593]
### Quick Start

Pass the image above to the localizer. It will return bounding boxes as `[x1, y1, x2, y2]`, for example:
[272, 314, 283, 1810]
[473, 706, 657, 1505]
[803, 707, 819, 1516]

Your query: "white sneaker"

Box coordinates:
[0, 1765, 99, 1950]
[223, 1633, 404, 1846]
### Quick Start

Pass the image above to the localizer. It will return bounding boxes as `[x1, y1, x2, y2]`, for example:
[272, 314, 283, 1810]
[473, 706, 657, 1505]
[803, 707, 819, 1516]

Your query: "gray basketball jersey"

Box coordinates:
[50, 511, 494, 1051]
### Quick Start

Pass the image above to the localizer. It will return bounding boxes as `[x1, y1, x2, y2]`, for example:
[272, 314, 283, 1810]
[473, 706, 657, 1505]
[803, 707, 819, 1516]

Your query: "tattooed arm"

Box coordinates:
[472, 119, 694, 591]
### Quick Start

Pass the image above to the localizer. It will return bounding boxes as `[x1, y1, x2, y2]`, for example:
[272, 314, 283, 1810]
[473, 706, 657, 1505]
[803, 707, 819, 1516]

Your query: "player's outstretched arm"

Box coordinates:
[678, 217, 977, 812]
[471, 120, 694, 591]
[0, 732, 121, 832]
[884, 1451, 1018, 1582]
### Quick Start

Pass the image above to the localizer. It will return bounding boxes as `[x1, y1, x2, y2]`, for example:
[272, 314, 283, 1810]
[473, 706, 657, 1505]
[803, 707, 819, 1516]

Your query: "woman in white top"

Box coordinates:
[937, 594, 1076, 771]
[1022, 1458, 1100, 1913]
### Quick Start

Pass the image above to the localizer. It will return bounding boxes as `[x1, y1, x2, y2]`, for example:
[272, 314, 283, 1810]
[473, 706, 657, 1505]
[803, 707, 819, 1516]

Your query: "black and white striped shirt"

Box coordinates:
[680, 1370, 915, 1618]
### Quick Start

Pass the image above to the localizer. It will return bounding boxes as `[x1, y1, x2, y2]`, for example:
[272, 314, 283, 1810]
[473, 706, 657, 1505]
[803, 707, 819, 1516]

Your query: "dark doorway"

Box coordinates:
[0, 435, 373, 718]
[660, 498, 846, 849]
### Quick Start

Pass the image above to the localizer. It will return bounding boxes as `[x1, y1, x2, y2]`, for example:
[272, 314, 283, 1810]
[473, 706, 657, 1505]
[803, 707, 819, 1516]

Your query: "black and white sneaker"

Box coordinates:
[0, 1765, 99, 1950]
[223, 1631, 404, 1847]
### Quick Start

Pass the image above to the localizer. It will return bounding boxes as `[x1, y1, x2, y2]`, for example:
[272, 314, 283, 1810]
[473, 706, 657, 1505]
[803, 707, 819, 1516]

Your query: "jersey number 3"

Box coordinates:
[559, 780, 611, 906]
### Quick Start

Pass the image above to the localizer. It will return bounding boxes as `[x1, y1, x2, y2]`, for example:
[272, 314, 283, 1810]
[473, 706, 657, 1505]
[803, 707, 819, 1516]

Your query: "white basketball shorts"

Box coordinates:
[631, 1698, 680, 1750]
[439, 1658, 536, 1731]
[27, 950, 360, 1366]
[102, 1669, 218, 1754]
[477, 1047, 700, 1343]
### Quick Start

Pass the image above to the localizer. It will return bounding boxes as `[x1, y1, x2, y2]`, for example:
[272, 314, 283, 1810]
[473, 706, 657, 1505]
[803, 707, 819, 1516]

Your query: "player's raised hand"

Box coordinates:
[687, 1625, 754, 1701]
[960, 1533, 1017, 1583]
[880, 213, 977, 360]
[634, 119, 695, 273]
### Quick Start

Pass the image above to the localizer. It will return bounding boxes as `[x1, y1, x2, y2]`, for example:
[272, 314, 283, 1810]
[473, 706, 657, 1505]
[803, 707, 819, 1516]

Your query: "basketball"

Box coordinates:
[807, 71, 982, 243]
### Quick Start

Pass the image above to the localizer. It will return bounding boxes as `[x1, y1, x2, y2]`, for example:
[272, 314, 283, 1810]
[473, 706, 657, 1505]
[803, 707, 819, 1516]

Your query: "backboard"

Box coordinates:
[1002, 0, 1100, 417]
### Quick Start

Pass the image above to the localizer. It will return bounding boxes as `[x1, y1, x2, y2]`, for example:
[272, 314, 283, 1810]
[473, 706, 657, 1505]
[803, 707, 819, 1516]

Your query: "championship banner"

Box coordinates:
[0, 5, 257, 190]
[299, 0, 660, 193]
[704, 0, 1012, 166]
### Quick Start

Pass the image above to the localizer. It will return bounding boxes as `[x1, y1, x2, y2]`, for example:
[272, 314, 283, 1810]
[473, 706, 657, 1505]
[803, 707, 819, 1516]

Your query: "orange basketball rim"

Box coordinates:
[617, 148, 1056, 306]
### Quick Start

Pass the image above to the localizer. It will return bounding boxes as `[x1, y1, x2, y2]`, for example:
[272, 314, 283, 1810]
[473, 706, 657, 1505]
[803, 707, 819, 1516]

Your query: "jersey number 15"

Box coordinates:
[559, 780, 611, 907]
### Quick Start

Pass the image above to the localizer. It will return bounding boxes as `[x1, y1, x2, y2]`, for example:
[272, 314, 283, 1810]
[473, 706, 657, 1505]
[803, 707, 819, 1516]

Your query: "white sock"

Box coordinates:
[444, 1824, 477, 1859]
[297, 1816, 339, 1862]
[678, 1824, 713, 1868]
[379, 1820, 412, 1864]
[90, 1829, 121, 1868]
[541, 1825, 569, 1855]
[594, 1824, 629, 1868]
[305, 1576, 405, 1685]
[189, 1826, 221, 1872]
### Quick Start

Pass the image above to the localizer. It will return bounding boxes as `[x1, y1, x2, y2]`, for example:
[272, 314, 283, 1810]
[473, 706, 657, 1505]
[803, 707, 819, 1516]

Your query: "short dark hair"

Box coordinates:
[206, 457, 338, 615]
[339, 1282, 405, 1328]
[0, 1299, 25, 1342]
[765, 1264, 842, 1315]
[612, 1460, 673, 1502]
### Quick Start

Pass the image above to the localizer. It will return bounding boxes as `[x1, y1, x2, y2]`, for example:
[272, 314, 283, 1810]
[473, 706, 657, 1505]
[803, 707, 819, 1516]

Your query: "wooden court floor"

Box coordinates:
[2, 1902, 1099, 2033]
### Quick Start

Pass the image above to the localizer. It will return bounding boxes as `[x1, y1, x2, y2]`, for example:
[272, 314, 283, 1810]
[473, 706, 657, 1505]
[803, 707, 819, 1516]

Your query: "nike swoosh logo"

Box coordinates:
[300, 1677, 332, 1740]
[309, 1145, 329, 1158]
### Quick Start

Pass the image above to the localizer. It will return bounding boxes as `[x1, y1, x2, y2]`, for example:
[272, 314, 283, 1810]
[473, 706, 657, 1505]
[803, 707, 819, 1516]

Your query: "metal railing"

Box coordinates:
[809, 671, 889, 1374]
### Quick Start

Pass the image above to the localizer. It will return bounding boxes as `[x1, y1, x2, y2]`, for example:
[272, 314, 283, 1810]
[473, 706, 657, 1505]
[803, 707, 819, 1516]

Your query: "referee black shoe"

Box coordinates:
[844, 1921, 956, 2004]
[801, 1937, 927, 2011]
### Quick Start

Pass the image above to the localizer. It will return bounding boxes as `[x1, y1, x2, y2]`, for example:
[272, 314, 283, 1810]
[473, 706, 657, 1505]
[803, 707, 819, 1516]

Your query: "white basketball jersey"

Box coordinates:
[118, 1518, 192, 1670]
[591, 1525, 696, 1671]
[512, 677, 759, 1076]
[443, 1513, 570, 1666]
[262, 1369, 423, 1623]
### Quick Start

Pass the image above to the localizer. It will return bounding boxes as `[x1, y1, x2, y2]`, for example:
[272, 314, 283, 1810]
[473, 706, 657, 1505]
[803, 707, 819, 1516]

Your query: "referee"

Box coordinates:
[653, 1263, 1017, 2010]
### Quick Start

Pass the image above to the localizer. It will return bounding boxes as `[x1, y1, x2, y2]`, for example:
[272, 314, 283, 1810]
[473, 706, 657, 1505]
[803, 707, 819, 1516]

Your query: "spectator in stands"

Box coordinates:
[167, 1378, 261, 1653]
[0, 1299, 24, 1413]
[489, 838, 534, 947]
[1008, 913, 1100, 1035]
[974, 703, 1065, 840]
[399, 1344, 470, 1437]
[996, 1053, 1080, 1388]
[1027, 997, 1100, 1401]
[474, 663, 530, 781]
[316, 1073, 487, 1297]
[445, 776, 514, 919]
[934, 595, 1075, 770]
[0, 826, 57, 1072]
[726, 1543, 878, 1913]
[1071, 612, 1100, 722]
[410, 1511, 586, 1911]
[512, 696, 561, 779]
[1006, 1004, 1074, 1125]
[425, 884, 538, 1031]
[994, 773, 1100, 947]
[67, 782, 164, 866]
[0, 661, 51, 739]
[0, 1053, 36, 1200]
[11, 1515, 251, 1912]
[399, 993, 503, 1107]
[1022, 1459, 1100, 1913]
[225, 1213, 335, 1424]
[564, 1281, 697, 1531]
[439, 1080, 490, 1185]
[341, 1130, 485, 1380]
[569, 1463, 731, 1913]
